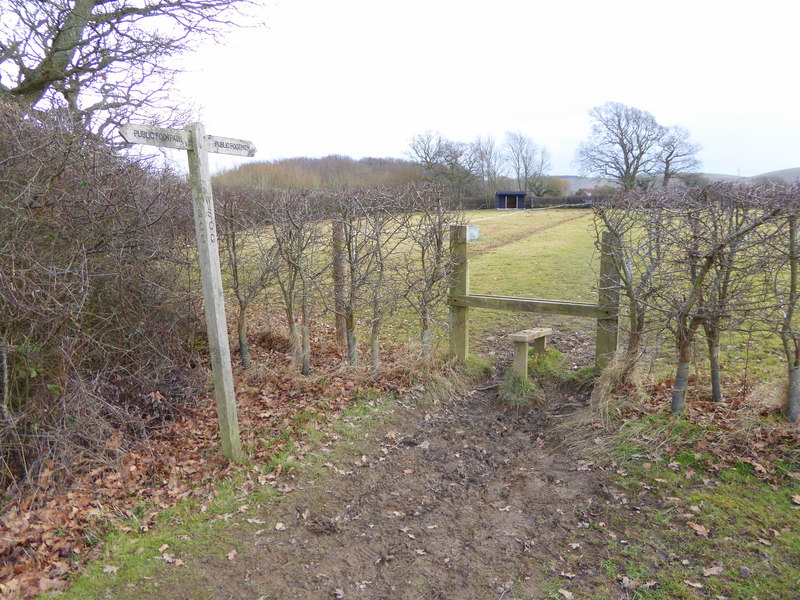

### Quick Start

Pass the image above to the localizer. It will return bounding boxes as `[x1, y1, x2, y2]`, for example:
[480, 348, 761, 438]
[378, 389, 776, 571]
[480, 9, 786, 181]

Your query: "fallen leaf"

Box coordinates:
[403, 469, 414, 474]
[102, 565, 119, 574]
[687, 521, 710, 537]
[158, 544, 169, 553]
[275, 522, 287, 531]
[227, 549, 237, 561]
[685, 580, 704, 589]
[621, 576, 639, 589]
[560, 571, 576, 579]
[415, 548, 426, 555]
[791, 494, 800, 506]
[161, 553, 175, 563]
[246, 518, 266, 525]
[703, 565, 724, 577]
[558, 589, 574, 600]
[757, 538, 772, 546]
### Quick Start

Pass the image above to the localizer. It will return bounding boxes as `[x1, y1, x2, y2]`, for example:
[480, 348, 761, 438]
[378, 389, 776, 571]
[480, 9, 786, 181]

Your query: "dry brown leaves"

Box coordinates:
[622, 377, 800, 483]
[0, 330, 414, 598]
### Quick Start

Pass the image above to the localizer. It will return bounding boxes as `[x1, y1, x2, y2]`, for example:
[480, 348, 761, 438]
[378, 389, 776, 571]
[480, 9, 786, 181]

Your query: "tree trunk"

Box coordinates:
[370, 321, 380, 375]
[704, 323, 722, 402]
[671, 324, 696, 415]
[286, 314, 302, 365]
[786, 365, 800, 423]
[237, 308, 250, 370]
[346, 325, 357, 367]
[345, 309, 357, 366]
[0, 338, 10, 423]
[301, 324, 310, 376]
[420, 308, 432, 358]
[300, 282, 311, 375]
[331, 220, 347, 349]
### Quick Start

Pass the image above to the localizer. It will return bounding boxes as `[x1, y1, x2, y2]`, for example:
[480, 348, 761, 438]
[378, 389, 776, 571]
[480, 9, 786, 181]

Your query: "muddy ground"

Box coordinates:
[139, 340, 629, 600]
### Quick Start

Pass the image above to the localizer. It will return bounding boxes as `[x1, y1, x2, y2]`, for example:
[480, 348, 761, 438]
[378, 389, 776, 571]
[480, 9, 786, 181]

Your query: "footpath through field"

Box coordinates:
[92, 346, 619, 600]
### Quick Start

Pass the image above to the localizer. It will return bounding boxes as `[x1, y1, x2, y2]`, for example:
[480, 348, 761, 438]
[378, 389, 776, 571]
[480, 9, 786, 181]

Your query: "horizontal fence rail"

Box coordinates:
[447, 225, 619, 370]
[448, 294, 611, 319]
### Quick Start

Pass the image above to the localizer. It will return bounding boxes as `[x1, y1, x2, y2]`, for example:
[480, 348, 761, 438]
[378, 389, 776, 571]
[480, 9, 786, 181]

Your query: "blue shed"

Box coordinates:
[495, 191, 527, 210]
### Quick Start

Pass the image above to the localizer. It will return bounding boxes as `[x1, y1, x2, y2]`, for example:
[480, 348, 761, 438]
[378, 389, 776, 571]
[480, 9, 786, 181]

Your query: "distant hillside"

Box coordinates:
[748, 167, 800, 183]
[557, 168, 800, 193]
[701, 173, 744, 182]
[554, 176, 616, 194]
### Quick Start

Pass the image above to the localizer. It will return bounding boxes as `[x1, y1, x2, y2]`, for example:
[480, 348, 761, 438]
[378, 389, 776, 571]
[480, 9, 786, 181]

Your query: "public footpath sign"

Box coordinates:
[120, 122, 256, 462]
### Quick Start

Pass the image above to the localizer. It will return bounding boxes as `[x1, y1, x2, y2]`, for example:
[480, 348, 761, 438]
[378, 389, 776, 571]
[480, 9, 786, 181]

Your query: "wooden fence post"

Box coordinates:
[449, 224, 470, 362]
[186, 122, 244, 463]
[595, 230, 620, 370]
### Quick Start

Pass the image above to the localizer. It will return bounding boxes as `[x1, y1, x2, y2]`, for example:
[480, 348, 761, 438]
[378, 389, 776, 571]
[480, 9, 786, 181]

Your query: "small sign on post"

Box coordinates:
[120, 122, 256, 463]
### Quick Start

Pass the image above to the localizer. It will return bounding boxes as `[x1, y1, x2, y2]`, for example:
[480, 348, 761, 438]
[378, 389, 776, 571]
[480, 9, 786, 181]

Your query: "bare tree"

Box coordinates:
[592, 191, 669, 380]
[360, 189, 411, 373]
[0, 0, 249, 134]
[654, 185, 779, 415]
[658, 125, 702, 187]
[398, 183, 464, 357]
[328, 190, 369, 366]
[216, 185, 276, 369]
[504, 131, 551, 196]
[267, 189, 326, 375]
[471, 136, 504, 205]
[408, 131, 478, 201]
[764, 185, 800, 422]
[575, 102, 666, 191]
[408, 131, 446, 177]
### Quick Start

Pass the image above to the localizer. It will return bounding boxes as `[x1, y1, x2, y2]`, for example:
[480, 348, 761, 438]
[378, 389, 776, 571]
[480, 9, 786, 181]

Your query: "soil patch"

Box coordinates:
[148, 372, 617, 599]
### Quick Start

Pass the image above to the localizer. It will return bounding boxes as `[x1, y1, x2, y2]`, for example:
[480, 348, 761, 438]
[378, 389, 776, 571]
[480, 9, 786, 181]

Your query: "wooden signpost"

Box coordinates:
[120, 122, 256, 462]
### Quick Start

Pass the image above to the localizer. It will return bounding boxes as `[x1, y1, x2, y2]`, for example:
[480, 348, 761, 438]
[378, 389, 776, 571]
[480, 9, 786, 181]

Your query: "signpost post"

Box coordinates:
[120, 122, 256, 463]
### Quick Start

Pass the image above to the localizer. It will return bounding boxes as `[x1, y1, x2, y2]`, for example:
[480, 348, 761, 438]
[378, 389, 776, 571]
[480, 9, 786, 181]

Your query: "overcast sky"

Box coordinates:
[175, 0, 800, 178]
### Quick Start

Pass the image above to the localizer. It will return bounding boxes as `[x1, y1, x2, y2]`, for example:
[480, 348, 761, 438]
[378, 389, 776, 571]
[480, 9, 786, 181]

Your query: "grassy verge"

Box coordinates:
[547, 394, 800, 600]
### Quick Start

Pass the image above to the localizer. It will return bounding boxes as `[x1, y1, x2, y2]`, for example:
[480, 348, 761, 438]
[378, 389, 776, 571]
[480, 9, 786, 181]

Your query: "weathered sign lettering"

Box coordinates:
[120, 124, 190, 150]
[119, 121, 255, 463]
[120, 123, 257, 157]
[207, 135, 257, 157]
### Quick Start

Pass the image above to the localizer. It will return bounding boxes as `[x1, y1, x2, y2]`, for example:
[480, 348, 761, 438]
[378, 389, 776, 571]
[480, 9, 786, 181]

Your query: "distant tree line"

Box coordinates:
[407, 131, 570, 207]
[215, 155, 424, 191]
